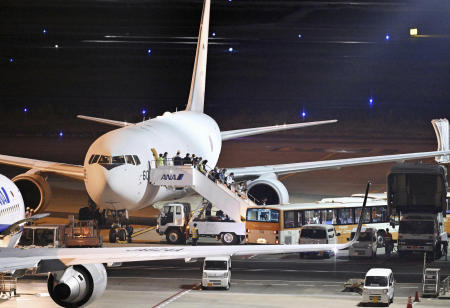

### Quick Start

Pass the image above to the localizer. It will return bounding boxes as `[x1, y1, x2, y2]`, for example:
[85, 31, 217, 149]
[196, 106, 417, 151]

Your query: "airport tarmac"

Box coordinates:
[2, 249, 450, 307]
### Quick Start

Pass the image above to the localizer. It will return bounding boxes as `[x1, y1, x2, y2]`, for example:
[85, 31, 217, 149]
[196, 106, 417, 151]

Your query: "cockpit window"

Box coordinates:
[89, 154, 100, 164]
[125, 155, 135, 165]
[133, 155, 141, 165]
[98, 155, 111, 164]
[112, 155, 125, 164]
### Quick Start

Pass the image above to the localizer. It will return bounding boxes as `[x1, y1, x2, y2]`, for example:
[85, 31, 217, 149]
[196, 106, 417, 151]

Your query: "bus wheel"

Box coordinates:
[166, 229, 182, 244]
[221, 232, 237, 245]
[109, 228, 117, 243]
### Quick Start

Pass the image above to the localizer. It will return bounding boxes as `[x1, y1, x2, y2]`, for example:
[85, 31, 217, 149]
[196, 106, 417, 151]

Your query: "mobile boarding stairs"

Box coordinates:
[150, 166, 256, 222]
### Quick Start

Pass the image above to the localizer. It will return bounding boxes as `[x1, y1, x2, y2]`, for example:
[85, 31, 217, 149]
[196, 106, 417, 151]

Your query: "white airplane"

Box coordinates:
[0, 174, 369, 307]
[0, 0, 449, 215]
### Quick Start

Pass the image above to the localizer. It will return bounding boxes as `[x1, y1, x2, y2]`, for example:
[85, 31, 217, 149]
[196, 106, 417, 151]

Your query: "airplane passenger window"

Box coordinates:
[112, 155, 125, 164]
[125, 155, 135, 165]
[133, 155, 141, 165]
[98, 155, 111, 164]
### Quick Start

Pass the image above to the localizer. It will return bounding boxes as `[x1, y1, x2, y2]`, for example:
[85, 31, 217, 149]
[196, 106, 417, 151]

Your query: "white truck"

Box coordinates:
[201, 256, 231, 290]
[156, 202, 245, 245]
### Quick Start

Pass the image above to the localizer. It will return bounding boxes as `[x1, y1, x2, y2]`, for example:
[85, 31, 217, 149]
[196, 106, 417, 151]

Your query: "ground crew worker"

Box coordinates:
[442, 241, 448, 260]
[384, 228, 393, 256]
[191, 223, 199, 246]
[156, 153, 164, 167]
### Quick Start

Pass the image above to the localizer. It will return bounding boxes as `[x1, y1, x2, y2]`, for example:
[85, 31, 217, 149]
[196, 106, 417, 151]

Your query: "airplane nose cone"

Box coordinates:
[85, 164, 144, 210]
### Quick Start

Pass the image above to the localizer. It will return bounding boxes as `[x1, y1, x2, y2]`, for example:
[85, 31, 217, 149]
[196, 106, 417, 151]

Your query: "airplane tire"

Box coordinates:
[109, 229, 117, 243]
[118, 229, 127, 242]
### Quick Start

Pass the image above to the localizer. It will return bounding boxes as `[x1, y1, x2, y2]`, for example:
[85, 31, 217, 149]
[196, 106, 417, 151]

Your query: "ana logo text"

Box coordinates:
[161, 174, 184, 181]
[0, 187, 10, 206]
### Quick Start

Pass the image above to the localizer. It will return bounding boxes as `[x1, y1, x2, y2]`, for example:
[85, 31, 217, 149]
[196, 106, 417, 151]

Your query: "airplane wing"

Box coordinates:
[221, 120, 337, 141]
[77, 115, 134, 127]
[0, 154, 84, 181]
[227, 150, 450, 177]
[0, 242, 351, 273]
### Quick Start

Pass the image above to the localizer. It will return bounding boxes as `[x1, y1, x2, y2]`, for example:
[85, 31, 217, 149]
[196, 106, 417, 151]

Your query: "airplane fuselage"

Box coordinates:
[0, 174, 25, 248]
[84, 111, 222, 211]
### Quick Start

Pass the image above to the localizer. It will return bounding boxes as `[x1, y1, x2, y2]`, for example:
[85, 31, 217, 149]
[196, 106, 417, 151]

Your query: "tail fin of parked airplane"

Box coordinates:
[185, 0, 210, 113]
[432, 118, 450, 164]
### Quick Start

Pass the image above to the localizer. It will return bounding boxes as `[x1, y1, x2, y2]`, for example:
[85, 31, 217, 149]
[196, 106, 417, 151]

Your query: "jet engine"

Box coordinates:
[48, 264, 107, 307]
[247, 173, 289, 205]
[12, 170, 51, 213]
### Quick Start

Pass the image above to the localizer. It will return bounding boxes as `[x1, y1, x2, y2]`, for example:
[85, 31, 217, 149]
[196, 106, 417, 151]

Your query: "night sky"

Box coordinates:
[1, 0, 449, 138]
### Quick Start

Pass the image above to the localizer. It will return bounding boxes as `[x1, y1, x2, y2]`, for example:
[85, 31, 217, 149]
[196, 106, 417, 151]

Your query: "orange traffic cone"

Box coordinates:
[414, 290, 420, 302]
[406, 296, 412, 308]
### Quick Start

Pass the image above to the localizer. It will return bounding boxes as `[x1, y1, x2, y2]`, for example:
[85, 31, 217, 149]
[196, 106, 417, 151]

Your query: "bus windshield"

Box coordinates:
[247, 208, 280, 223]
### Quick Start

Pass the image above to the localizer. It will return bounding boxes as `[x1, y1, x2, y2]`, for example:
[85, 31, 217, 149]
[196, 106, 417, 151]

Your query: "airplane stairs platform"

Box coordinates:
[149, 165, 256, 222]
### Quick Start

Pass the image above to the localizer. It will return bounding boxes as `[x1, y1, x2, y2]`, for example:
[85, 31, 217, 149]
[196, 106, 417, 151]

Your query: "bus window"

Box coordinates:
[284, 210, 302, 228]
[338, 208, 354, 225]
[247, 208, 279, 223]
[371, 206, 387, 223]
[304, 210, 321, 224]
[355, 207, 371, 223]
[323, 209, 335, 224]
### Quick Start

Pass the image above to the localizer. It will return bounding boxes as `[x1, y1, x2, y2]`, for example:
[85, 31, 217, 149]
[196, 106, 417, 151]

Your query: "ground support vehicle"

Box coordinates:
[0, 274, 16, 297]
[245, 194, 396, 245]
[65, 217, 102, 247]
[349, 226, 378, 258]
[361, 268, 395, 306]
[423, 268, 441, 297]
[388, 163, 448, 260]
[17, 217, 102, 248]
[298, 224, 339, 258]
[202, 256, 231, 290]
[156, 202, 245, 244]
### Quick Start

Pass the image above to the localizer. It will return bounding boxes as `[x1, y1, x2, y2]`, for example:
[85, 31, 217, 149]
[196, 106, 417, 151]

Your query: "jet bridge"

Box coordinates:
[150, 166, 255, 222]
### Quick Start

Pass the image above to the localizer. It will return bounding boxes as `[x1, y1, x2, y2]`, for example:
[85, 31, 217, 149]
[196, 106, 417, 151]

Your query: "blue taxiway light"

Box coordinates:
[369, 97, 374, 107]
[385, 34, 390, 41]
[141, 109, 147, 116]
[23, 107, 28, 113]
[147, 49, 152, 55]
[228, 47, 234, 53]
[42, 29, 47, 34]
[228, 0, 232, 2]
[298, 34, 302, 39]
[58, 131, 64, 137]
[9, 58, 14, 63]
[212, 32, 216, 37]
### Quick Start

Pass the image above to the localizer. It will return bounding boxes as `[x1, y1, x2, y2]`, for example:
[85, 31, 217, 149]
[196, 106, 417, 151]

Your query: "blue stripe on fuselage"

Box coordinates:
[0, 224, 10, 233]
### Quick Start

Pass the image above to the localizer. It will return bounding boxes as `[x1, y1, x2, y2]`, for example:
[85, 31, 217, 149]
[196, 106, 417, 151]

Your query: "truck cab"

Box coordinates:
[202, 256, 231, 290]
[361, 268, 395, 306]
[156, 202, 191, 244]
